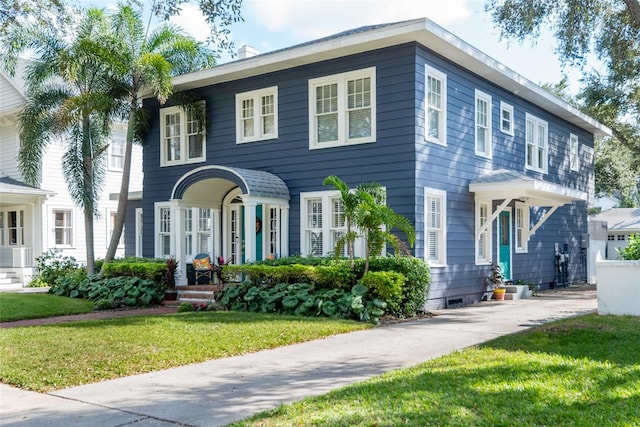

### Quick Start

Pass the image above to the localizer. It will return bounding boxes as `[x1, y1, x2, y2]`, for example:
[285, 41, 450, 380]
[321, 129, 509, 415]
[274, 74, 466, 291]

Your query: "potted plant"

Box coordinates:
[488, 262, 506, 300]
[164, 257, 179, 301]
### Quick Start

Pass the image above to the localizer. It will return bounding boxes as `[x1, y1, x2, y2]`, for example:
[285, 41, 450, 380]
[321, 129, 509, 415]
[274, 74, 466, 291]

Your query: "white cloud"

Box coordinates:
[168, 3, 210, 43]
[246, 0, 472, 41]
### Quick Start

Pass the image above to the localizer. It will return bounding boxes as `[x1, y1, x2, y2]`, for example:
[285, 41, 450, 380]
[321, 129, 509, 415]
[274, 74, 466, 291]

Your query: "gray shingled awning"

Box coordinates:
[172, 166, 290, 201]
[469, 169, 587, 206]
[0, 176, 55, 204]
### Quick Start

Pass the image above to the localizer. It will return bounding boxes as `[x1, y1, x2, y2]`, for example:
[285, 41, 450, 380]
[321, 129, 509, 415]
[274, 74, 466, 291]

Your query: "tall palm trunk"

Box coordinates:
[82, 115, 96, 274]
[102, 98, 136, 266]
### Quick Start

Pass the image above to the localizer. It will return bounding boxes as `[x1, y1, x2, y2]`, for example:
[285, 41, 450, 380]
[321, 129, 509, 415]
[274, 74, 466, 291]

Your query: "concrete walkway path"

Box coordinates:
[0, 286, 597, 427]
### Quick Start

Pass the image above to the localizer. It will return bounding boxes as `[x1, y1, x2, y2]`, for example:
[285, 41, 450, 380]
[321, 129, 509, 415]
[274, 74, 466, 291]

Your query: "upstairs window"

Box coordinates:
[160, 104, 205, 166]
[109, 138, 125, 171]
[570, 133, 579, 171]
[500, 101, 514, 135]
[53, 209, 73, 247]
[236, 86, 278, 143]
[425, 65, 447, 146]
[309, 67, 376, 149]
[475, 90, 492, 158]
[525, 113, 548, 173]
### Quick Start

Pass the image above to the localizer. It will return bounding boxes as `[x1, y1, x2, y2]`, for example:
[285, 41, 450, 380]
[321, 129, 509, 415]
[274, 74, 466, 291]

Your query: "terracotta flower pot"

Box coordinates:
[493, 288, 506, 301]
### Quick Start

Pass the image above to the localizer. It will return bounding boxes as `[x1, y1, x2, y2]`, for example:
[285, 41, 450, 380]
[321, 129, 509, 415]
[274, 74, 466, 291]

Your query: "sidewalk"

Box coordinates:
[1, 286, 597, 427]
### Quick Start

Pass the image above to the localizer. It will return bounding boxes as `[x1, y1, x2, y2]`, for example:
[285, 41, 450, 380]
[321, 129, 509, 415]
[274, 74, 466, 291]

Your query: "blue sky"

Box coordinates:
[78, 0, 580, 92]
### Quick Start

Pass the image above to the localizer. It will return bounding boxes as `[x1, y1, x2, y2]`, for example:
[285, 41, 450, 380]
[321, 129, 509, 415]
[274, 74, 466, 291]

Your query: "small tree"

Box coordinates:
[354, 181, 415, 274]
[323, 175, 360, 267]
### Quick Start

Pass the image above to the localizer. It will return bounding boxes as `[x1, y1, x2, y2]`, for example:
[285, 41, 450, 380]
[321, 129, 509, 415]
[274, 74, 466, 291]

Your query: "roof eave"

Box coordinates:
[157, 18, 610, 138]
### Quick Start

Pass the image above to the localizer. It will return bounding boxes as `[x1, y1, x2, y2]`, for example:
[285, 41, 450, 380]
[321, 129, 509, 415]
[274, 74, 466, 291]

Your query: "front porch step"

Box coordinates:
[163, 285, 225, 307]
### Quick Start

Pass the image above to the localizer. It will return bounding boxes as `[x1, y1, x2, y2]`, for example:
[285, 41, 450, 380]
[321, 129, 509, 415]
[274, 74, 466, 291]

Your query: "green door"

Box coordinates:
[499, 211, 512, 280]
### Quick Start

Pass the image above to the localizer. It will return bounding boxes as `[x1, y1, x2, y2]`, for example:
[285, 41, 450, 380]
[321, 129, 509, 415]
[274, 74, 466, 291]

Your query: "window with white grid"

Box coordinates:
[236, 87, 278, 143]
[475, 90, 492, 158]
[53, 209, 73, 247]
[109, 138, 125, 171]
[160, 104, 205, 166]
[424, 188, 447, 266]
[197, 208, 212, 254]
[476, 202, 491, 264]
[425, 65, 447, 146]
[570, 133, 579, 171]
[515, 202, 529, 253]
[184, 209, 193, 258]
[500, 102, 514, 135]
[156, 204, 171, 258]
[309, 67, 376, 149]
[526, 113, 548, 173]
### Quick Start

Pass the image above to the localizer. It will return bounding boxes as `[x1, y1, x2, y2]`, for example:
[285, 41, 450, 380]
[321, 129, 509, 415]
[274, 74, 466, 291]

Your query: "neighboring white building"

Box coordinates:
[0, 61, 143, 287]
[590, 208, 640, 259]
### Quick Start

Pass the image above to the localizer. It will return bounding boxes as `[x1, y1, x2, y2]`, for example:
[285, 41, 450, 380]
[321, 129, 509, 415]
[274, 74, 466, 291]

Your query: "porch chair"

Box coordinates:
[193, 253, 213, 285]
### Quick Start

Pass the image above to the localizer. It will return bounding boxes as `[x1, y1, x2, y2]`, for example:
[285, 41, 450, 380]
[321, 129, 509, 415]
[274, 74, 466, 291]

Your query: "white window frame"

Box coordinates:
[107, 209, 124, 248]
[155, 203, 172, 258]
[0, 208, 25, 247]
[424, 188, 447, 267]
[475, 201, 492, 265]
[475, 89, 492, 158]
[108, 138, 125, 171]
[500, 101, 514, 136]
[308, 67, 376, 149]
[236, 86, 278, 144]
[135, 208, 143, 257]
[425, 65, 447, 146]
[515, 201, 529, 253]
[525, 113, 548, 173]
[160, 104, 206, 166]
[300, 190, 365, 257]
[52, 208, 74, 248]
[570, 133, 579, 171]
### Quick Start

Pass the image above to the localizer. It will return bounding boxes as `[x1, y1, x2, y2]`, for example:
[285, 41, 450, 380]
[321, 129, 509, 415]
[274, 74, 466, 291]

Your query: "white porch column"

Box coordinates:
[280, 205, 289, 257]
[171, 201, 187, 285]
[243, 200, 257, 263]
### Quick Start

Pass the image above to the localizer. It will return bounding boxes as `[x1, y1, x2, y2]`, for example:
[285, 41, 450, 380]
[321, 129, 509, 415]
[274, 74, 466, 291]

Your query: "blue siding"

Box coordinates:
[141, 40, 595, 310]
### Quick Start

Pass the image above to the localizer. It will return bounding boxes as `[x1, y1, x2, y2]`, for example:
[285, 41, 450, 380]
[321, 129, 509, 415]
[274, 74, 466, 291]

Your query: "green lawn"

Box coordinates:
[230, 314, 640, 427]
[0, 311, 370, 392]
[0, 293, 94, 322]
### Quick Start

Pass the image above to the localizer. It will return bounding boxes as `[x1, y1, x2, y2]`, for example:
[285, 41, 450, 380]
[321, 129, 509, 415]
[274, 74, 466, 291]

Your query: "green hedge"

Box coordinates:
[223, 263, 355, 289]
[359, 271, 405, 315]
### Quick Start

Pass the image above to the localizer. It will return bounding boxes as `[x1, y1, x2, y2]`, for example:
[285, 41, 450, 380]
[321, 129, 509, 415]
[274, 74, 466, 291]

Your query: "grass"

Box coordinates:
[230, 314, 640, 427]
[0, 311, 370, 392]
[0, 293, 94, 322]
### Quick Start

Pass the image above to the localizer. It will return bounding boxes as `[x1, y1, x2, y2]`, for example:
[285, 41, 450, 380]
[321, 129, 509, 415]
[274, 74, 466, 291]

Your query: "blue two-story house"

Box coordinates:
[138, 18, 610, 309]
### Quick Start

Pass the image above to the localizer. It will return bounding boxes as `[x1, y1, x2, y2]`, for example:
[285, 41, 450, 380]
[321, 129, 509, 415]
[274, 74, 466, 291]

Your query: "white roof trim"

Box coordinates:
[160, 18, 610, 138]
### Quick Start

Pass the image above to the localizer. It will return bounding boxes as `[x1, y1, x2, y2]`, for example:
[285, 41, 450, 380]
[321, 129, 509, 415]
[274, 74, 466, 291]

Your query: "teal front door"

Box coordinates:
[499, 211, 512, 280]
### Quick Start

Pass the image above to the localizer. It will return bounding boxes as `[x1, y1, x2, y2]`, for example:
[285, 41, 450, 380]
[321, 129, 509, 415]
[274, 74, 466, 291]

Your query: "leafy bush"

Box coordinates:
[355, 256, 431, 316]
[177, 302, 195, 312]
[34, 249, 82, 285]
[618, 233, 640, 260]
[223, 263, 354, 289]
[218, 280, 386, 324]
[359, 271, 405, 315]
[49, 275, 164, 307]
[100, 257, 169, 285]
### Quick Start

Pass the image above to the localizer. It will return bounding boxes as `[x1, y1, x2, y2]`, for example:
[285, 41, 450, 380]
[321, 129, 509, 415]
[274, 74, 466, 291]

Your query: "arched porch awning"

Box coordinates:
[171, 165, 290, 201]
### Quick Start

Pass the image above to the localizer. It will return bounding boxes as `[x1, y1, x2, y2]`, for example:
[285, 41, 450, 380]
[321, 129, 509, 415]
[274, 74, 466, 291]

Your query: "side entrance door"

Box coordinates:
[499, 211, 512, 280]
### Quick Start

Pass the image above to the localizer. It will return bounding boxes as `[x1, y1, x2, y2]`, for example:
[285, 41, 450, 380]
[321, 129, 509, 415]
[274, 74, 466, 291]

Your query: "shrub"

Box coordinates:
[35, 249, 81, 285]
[618, 233, 640, 260]
[359, 271, 405, 315]
[355, 256, 431, 316]
[49, 275, 164, 307]
[177, 302, 195, 312]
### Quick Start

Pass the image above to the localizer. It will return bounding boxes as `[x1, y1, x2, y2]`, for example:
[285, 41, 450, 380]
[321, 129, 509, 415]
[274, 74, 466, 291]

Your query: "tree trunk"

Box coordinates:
[623, 0, 640, 26]
[102, 101, 136, 271]
[82, 116, 96, 275]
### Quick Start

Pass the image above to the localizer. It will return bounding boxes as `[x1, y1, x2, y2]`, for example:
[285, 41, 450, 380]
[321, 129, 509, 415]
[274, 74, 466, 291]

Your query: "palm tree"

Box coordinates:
[102, 3, 216, 268]
[323, 175, 360, 267]
[3, 8, 121, 275]
[354, 182, 416, 274]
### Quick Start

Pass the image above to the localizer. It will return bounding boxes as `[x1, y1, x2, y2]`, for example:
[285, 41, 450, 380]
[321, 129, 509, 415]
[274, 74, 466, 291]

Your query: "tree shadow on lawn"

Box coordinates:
[480, 312, 640, 367]
[258, 348, 640, 427]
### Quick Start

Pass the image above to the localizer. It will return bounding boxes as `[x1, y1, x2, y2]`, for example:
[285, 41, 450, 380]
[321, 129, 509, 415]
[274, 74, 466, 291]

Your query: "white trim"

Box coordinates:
[308, 67, 376, 149]
[107, 137, 125, 172]
[235, 86, 279, 144]
[525, 113, 548, 173]
[424, 187, 447, 267]
[570, 133, 579, 172]
[50, 207, 75, 248]
[475, 200, 492, 265]
[475, 89, 492, 158]
[154, 202, 172, 258]
[499, 101, 514, 136]
[515, 201, 529, 253]
[159, 104, 206, 167]
[106, 208, 124, 249]
[135, 208, 143, 257]
[424, 65, 447, 146]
